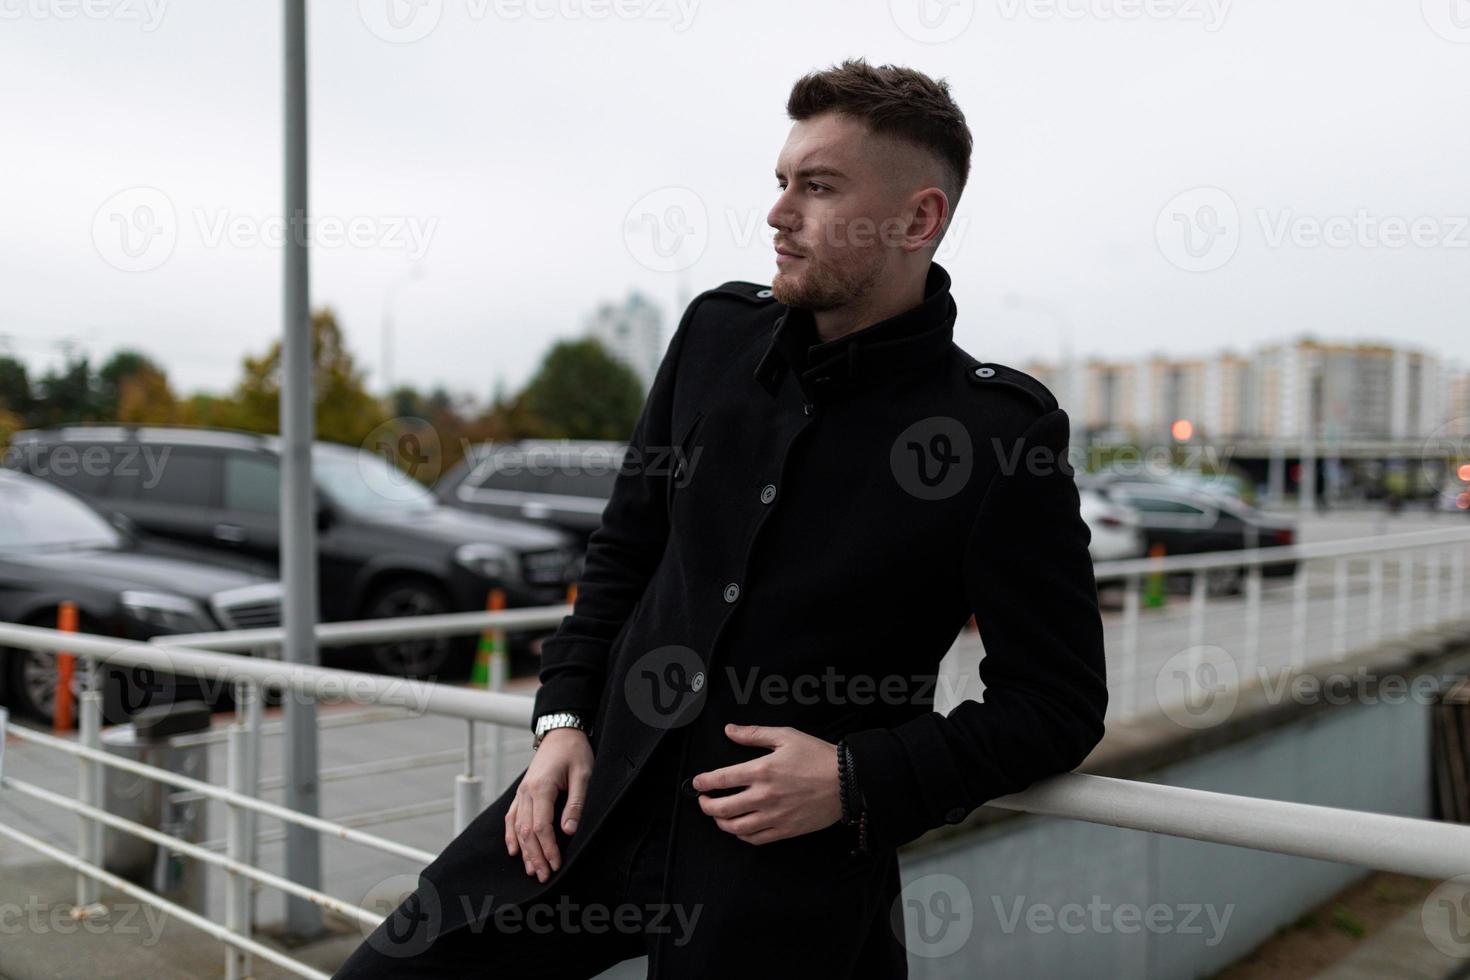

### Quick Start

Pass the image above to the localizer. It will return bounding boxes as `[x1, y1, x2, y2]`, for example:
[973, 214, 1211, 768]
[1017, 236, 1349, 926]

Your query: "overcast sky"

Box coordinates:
[3, 0, 1467, 403]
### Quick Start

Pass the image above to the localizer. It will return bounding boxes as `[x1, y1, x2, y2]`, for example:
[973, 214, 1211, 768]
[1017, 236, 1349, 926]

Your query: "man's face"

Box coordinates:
[767, 112, 928, 310]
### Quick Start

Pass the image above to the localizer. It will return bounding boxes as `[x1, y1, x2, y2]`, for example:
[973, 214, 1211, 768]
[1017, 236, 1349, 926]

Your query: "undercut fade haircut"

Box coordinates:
[786, 58, 973, 243]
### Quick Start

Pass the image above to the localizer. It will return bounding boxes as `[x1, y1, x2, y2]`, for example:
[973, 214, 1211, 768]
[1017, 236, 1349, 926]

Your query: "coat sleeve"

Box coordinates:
[530, 295, 705, 731]
[842, 407, 1109, 851]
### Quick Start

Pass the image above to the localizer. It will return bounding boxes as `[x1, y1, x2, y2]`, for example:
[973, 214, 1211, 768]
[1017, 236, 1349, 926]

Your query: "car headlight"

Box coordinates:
[120, 590, 213, 633]
[455, 543, 516, 581]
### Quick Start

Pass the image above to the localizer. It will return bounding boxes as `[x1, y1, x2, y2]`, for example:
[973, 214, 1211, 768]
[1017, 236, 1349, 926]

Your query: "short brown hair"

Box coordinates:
[786, 58, 973, 216]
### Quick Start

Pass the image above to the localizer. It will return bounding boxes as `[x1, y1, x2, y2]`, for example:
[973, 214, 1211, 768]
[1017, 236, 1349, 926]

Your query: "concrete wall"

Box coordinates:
[898, 695, 1433, 979]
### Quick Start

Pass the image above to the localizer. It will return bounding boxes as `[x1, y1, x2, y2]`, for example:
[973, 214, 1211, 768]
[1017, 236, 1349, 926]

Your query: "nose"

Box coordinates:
[767, 189, 799, 238]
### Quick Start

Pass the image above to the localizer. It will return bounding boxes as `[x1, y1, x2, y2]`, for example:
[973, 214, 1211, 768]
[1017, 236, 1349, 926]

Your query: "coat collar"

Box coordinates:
[752, 261, 957, 404]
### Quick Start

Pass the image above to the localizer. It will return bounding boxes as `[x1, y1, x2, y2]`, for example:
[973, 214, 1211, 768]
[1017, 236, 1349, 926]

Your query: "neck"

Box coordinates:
[812, 264, 929, 344]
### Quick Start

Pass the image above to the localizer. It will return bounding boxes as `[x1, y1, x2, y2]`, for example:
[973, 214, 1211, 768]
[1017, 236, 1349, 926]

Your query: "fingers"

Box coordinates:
[722, 723, 788, 749]
[691, 757, 763, 794]
[514, 785, 550, 881]
[562, 762, 590, 834]
[531, 782, 561, 878]
[504, 797, 520, 857]
[697, 786, 764, 819]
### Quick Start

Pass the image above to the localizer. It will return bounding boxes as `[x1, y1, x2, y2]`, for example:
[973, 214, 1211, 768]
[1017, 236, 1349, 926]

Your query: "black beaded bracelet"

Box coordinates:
[836, 741, 870, 856]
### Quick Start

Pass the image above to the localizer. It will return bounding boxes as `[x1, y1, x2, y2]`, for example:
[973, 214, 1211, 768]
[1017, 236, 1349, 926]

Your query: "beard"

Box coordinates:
[770, 246, 886, 312]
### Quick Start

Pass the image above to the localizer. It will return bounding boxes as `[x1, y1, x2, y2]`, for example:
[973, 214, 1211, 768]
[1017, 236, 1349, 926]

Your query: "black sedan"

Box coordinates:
[0, 469, 282, 725]
[1094, 480, 1298, 593]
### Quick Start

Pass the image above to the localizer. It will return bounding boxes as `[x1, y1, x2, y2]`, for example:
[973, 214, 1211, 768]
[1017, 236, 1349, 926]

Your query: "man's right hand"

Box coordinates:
[504, 727, 593, 883]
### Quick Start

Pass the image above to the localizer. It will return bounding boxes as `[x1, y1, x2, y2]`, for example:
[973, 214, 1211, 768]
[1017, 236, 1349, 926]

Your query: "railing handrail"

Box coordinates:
[1093, 523, 1470, 578]
[0, 622, 531, 728]
[153, 604, 570, 652]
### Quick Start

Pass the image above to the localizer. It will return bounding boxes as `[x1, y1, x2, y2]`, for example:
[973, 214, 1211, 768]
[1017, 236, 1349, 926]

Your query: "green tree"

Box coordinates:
[0, 356, 30, 419]
[519, 338, 645, 440]
[98, 350, 167, 418]
[231, 307, 382, 446]
[34, 357, 101, 426]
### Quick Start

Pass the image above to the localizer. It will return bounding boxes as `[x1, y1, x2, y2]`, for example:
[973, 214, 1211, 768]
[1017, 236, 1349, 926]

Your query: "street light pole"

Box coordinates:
[1002, 292, 1077, 411]
[380, 264, 426, 399]
[281, 0, 322, 938]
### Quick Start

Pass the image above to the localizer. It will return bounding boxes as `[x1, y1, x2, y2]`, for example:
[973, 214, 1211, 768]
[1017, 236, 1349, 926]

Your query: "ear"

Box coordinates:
[901, 186, 950, 253]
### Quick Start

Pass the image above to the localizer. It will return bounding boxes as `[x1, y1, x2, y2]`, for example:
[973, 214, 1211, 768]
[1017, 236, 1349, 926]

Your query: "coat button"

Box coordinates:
[756, 288, 773, 299]
[944, 806, 966, 824]
[974, 366, 995, 378]
[680, 776, 699, 799]
[690, 670, 705, 692]
[673, 460, 685, 480]
[723, 583, 740, 603]
[760, 484, 776, 504]
[803, 404, 813, 416]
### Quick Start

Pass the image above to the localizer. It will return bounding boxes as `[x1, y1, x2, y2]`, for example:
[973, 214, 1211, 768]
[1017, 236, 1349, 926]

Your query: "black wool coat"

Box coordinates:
[382, 261, 1108, 977]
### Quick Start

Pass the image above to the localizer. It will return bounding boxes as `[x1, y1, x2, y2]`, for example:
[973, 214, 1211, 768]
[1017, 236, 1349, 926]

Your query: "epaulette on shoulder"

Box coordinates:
[702, 281, 778, 305]
[964, 359, 1059, 415]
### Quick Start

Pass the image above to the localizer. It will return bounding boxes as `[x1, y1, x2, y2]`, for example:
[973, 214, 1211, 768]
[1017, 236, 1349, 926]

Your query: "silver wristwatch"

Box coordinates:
[532, 711, 592, 749]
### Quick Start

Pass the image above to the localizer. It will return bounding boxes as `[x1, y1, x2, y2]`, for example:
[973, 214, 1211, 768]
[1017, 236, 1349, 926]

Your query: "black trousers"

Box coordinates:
[333, 736, 681, 979]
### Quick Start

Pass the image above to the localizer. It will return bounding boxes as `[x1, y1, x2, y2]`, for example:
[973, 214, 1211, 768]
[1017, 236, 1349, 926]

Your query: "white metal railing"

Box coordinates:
[0, 524, 1467, 975]
[1091, 525, 1470, 719]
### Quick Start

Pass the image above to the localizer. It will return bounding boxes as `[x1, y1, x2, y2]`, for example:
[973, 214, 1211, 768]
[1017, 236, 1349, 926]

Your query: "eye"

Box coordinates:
[807, 182, 828, 195]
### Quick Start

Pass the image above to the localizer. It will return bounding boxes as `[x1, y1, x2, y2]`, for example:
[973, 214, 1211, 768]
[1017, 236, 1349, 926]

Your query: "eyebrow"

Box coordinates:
[775, 164, 847, 182]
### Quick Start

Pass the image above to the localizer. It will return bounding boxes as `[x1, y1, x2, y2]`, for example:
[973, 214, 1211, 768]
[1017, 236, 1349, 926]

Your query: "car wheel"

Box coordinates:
[7, 646, 95, 726]
[362, 579, 453, 679]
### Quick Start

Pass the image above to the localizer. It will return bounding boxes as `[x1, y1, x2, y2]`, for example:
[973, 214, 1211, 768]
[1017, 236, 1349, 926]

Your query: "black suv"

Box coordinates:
[0, 468, 283, 724]
[9, 427, 582, 677]
[435, 440, 626, 549]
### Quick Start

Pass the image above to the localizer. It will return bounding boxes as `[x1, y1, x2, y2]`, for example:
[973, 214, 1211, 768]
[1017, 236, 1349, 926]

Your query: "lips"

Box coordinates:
[774, 242, 804, 258]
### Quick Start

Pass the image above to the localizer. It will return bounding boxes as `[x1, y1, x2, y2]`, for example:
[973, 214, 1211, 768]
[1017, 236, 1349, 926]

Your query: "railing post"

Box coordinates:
[1400, 553, 1414, 634]
[225, 700, 251, 980]
[1451, 543, 1465, 622]
[243, 681, 263, 933]
[1367, 554, 1384, 648]
[1332, 556, 1349, 660]
[1291, 559, 1309, 670]
[1243, 564, 1263, 683]
[75, 684, 103, 911]
[454, 720, 483, 836]
[1427, 546, 1442, 628]
[1121, 574, 1140, 719]
[1189, 568, 1207, 653]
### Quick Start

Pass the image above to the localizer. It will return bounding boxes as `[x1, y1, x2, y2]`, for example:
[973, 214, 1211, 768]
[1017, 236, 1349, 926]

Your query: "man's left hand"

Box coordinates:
[692, 723, 843, 845]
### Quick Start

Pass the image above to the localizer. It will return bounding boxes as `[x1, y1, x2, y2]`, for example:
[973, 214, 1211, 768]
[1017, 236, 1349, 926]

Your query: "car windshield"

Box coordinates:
[0, 476, 122, 552]
[312, 448, 438, 516]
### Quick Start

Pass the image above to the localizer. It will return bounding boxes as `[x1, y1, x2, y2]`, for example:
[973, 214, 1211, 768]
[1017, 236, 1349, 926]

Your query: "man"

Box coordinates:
[335, 58, 1107, 979]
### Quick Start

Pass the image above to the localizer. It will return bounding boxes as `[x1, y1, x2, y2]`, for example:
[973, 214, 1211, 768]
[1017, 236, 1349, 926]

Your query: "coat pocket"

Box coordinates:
[665, 410, 705, 520]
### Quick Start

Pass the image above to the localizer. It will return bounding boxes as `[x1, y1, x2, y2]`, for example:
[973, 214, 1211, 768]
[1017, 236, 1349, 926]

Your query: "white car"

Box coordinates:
[1079, 488, 1146, 562]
